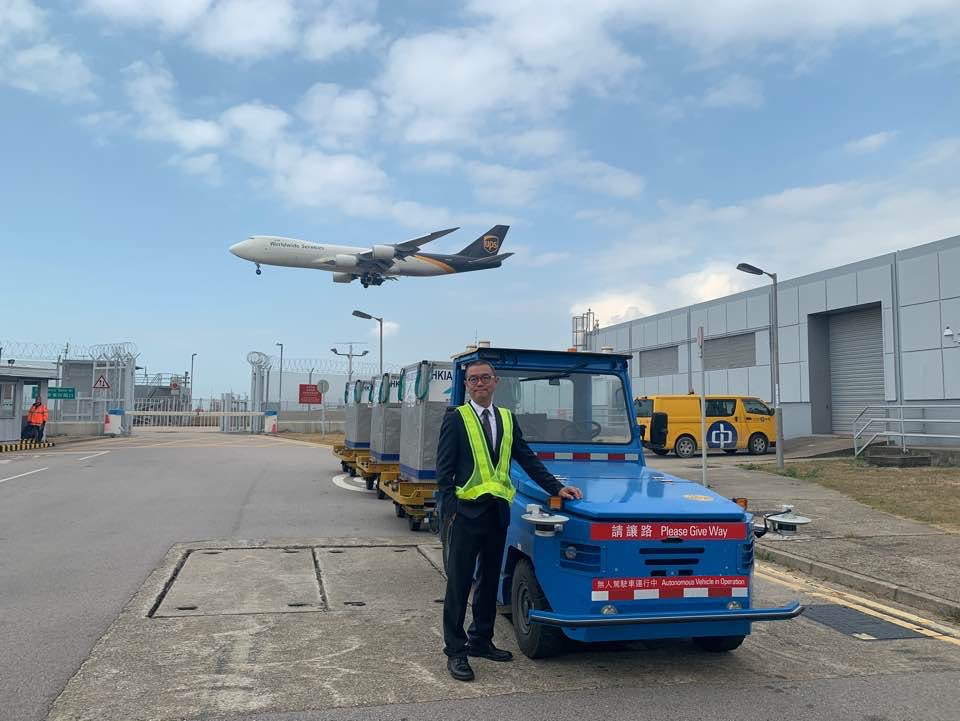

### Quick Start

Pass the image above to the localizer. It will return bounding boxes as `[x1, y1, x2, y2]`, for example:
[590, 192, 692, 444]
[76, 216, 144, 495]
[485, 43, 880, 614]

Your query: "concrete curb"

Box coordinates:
[758, 544, 960, 619]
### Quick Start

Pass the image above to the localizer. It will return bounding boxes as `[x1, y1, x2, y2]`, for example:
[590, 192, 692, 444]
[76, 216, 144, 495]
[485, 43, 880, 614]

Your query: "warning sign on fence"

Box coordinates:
[93, 375, 111, 390]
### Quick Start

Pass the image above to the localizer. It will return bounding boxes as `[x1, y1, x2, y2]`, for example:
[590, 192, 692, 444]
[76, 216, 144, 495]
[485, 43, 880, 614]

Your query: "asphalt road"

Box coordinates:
[1, 432, 958, 721]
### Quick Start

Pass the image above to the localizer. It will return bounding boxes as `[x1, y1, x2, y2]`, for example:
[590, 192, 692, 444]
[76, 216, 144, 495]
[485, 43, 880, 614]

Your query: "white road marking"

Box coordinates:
[332, 473, 372, 493]
[0, 459, 10, 464]
[0, 467, 48, 485]
[76, 451, 110, 461]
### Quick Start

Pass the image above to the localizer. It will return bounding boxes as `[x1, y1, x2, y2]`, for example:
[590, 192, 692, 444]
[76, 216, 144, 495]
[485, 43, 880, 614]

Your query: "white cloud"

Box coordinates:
[297, 83, 377, 148]
[124, 60, 226, 150]
[559, 158, 646, 199]
[0, 0, 96, 102]
[192, 0, 298, 60]
[701, 74, 763, 109]
[371, 320, 399, 338]
[82, 0, 211, 32]
[500, 128, 571, 158]
[569, 292, 657, 327]
[844, 131, 898, 154]
[170, 152, 222, 184]
[466, 163, 545, 207]
[302, 7, 380, 62]
[412, 152, 460, 172]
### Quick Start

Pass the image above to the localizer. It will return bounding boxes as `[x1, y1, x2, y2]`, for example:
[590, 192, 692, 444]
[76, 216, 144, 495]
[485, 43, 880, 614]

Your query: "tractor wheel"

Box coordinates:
[510, 559, 565, 659]
[694, 635, 745, 652]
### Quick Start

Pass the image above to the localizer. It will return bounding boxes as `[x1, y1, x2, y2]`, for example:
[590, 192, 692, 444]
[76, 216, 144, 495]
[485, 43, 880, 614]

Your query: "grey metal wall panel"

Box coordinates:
[826, 273, 857, 310]
[690, 308, 706, 336]
[639, 346, 679, 377]
[708, 305, 726, 335]
[703, 332, 757, 371]
[900, 301, 941, 352]
[672, 373, 689, 394]
[616, 326, 630, 351]
[782, 403, 813, 438]
[777, 287, 799, 326]
[902, 350, 944, 400]
[800, 323, 809, 362]
[779, 325, 801, 363]
[939, 246, 960, 299]
[727, 298, 747, 332]
[755, 329, 770, 366]
[899, 253, 940, 306]
[858, 265, 892, 305]
[799, 280, 826, 316]
[643, 322, 658, 347]
[780, 362, 802, 403]
[882, 308, 894, 353]
[672, 313, 687, 342]
[707, 370, 727, 394]
[941, 297, 960, 345]
[884, 354, 897, 401]
[747, 293, 769, 328]
[829, 306, 884, 432]
[800, 361, 809, 402]
[658, 317, 672, 345]
[942, 347, 960, 398]
[728, 367, 749, 395]
[678, 343, 689, 373]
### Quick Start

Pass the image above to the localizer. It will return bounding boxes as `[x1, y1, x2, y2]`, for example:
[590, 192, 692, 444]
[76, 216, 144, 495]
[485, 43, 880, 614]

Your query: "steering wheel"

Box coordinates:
[560, 420, 603, 441]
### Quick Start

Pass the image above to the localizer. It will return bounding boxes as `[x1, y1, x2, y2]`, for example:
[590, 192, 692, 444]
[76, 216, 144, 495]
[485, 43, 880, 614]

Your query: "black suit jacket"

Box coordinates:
[436, 404, 564, 527]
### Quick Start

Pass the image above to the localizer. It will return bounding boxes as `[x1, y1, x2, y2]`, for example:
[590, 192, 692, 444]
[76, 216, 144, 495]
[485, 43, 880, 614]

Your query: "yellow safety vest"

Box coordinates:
[455, 404, 516, 504]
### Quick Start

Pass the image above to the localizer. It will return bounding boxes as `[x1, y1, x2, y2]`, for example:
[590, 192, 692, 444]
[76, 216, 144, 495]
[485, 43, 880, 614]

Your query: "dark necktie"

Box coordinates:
[481, 408, 494, 455]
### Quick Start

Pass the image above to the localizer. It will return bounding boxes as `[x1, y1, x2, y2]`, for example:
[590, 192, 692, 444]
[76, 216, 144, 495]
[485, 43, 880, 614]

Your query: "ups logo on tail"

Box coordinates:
[482, 235, 500, 253]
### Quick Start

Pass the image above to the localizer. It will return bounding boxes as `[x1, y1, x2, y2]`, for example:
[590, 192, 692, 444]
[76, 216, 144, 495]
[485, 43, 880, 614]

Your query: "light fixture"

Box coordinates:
[736, 262, 764, 275]
[727, 600, 742, 610]
[600, 604, 619, 615]
[944, 327, 958, 344]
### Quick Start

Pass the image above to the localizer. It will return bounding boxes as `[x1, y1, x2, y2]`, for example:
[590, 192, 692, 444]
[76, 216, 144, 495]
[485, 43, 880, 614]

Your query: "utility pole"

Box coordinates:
[331, 343, 369, 386]
[275, 342, 284, 417]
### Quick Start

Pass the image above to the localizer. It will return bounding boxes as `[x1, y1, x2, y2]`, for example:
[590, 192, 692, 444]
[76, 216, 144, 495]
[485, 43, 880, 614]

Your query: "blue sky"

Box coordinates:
[3, 0, 960, 395]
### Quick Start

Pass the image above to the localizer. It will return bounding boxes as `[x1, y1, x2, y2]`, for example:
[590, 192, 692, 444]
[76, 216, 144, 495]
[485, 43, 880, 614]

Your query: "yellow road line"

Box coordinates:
[756, 564, 960, 648]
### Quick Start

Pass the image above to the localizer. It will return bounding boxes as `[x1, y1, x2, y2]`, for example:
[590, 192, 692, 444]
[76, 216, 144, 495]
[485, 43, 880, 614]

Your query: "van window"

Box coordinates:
[634, 398, 653, 417]
[705, 399, 736, 417]
[743, 399, 773, 416]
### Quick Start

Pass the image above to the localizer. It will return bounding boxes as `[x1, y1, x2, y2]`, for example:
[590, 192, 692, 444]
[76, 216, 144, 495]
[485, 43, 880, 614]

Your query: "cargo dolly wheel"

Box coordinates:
[510, 559, 564, 658]
[340, 461, 349, 472]
[376, 482, 386, 499]
[394, 502, 406, 518]
[407, 515, 421, 531]
[364, 475, 378, 491]
[348, 465, 358, 477]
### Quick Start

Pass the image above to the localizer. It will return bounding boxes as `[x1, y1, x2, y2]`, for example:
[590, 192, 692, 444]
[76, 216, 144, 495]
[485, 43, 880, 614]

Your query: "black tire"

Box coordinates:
[674, 435, 697, 459]
[348, 466, 357, 477]
[394, 502, 406, 518]
[748, 433, 769, 455]
[376, 485, 386, 499]
[407, 516, 421, 531]
[510, 558, 565, 659]
[340, 461, 348, 472]
[694, 635, 745, 652]
[651, 448, 669, 456]
[724, 449, 738, 455]
[365, 476, 375, 490]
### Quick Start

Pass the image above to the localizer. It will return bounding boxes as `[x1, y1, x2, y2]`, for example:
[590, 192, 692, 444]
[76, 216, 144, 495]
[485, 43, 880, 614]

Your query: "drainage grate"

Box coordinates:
[802, 604, 924, 641]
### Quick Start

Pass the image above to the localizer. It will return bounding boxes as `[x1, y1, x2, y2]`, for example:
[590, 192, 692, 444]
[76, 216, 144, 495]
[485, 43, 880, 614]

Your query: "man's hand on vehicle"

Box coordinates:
[558, 485, 583, 500]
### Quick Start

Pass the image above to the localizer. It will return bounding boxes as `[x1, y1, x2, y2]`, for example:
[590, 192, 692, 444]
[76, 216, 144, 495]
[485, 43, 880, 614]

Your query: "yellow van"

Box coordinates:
[635, 395, 775, 458]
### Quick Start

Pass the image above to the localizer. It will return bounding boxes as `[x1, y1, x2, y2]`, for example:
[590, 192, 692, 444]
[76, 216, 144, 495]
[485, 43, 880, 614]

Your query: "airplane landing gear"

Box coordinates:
[255, 263, 262, 276]
[360, 273, 385, 288]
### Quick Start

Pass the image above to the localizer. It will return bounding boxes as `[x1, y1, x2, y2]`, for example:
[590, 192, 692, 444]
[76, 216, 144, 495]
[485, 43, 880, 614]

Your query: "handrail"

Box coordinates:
[853, 404, 960, 456]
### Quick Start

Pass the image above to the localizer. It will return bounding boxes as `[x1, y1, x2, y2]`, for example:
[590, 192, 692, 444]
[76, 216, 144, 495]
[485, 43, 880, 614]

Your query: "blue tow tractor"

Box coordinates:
[447, 347, 804, 658]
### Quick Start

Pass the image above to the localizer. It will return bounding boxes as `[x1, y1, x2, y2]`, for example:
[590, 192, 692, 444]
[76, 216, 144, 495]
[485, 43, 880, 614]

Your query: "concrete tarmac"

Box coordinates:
[1, 432, 958, 721]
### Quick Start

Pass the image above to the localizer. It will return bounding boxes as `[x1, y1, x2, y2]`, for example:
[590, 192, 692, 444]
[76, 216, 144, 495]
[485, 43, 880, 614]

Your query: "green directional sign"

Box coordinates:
[32, 387, 76, 400]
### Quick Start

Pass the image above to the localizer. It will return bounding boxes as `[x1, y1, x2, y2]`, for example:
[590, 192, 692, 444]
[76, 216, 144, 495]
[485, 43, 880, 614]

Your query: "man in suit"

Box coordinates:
[437, 359, 582, 681]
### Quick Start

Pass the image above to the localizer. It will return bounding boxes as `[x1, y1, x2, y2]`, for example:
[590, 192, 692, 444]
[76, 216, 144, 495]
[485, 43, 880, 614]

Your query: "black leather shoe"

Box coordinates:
[447, 655, 475, 681]
[467, 643, 513, 662]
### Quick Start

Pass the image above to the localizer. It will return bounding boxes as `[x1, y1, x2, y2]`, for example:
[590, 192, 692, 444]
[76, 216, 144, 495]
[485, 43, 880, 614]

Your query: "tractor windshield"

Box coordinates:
[493, 369, 633, 444]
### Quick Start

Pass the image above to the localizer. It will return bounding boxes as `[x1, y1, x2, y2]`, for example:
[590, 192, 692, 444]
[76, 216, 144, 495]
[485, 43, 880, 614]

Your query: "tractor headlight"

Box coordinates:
[727, 601, 742, 610]
[601, 604, 618, 615]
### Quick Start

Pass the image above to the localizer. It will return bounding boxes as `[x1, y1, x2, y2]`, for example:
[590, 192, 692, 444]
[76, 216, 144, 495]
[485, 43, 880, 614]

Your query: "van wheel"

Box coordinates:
[511, 559, 565, 658]
[748, 433, 769, 455]
[694, 635, 745, 652]
[674, 435, 697, 459]
[651, 448, 669, 456]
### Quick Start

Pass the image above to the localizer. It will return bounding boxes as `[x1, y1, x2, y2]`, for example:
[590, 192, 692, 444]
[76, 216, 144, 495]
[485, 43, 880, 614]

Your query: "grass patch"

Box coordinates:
[740, 459, 960, 531]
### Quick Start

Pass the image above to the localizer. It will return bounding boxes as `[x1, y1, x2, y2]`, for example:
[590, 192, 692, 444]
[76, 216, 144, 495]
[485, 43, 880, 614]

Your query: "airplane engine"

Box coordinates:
[371, 244, 396, 261]
[334, 254, 359, 267]
[332, 272, 355, 283]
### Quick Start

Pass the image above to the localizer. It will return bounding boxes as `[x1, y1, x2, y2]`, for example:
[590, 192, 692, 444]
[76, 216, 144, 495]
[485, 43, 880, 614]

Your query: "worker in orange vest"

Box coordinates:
[25, 398, 48, 442]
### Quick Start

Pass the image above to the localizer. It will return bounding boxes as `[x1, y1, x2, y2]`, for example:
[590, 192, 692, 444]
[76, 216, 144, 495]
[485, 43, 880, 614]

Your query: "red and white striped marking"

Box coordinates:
[591, 575, 749, 601]
[536, 451, 640, 462]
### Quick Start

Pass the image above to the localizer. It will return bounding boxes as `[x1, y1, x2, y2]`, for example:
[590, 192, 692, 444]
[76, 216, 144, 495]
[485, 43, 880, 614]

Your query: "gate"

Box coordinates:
[127, 395, 264, 433]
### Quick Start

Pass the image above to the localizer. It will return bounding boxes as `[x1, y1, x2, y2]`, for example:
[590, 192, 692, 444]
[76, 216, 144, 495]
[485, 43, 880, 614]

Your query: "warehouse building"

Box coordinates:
[581, 233, 960, 443]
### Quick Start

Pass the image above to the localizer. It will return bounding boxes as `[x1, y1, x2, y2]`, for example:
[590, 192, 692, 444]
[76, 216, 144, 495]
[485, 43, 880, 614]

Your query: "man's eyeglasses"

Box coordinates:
[465, 374, 495, 385]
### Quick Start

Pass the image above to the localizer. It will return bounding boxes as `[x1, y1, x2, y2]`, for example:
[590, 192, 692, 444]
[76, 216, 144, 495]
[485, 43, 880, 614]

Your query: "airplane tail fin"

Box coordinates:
[456, 225, 509, 258]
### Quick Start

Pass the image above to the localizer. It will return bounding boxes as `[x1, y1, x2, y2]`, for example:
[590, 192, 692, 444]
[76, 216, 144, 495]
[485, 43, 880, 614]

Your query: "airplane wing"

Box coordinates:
[357, 227, 460, 262]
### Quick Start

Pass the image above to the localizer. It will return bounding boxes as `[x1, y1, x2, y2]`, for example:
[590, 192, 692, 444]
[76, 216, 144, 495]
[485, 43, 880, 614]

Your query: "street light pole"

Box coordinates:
[352, 309, 384, 377]
[190, 353, 197, 406]
[275, 342, 284, 417]
[737, 262, 785, 469]
[331, 344, 369, 386]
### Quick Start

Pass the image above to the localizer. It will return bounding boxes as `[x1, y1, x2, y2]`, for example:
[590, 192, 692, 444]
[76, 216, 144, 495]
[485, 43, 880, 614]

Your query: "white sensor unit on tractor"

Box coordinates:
[521, 504, 569, 537]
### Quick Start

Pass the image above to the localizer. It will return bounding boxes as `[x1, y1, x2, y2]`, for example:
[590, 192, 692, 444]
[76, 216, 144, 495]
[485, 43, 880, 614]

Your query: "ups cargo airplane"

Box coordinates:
[229, 225, 511, 287]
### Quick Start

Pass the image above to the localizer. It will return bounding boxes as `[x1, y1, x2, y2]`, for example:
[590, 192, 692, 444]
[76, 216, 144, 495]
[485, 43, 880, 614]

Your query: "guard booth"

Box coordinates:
[0, 362, 58, 442]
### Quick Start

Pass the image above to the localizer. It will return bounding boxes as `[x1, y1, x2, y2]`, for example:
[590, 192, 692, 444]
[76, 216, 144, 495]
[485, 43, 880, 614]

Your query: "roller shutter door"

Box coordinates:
[704, 332, 756, 371]
[829, 307, 884, 433]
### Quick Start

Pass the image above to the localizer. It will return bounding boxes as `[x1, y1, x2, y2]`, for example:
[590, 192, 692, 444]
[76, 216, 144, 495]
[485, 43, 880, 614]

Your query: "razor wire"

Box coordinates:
[0, 340, 138, 361]
[253, 354, 402, 376]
